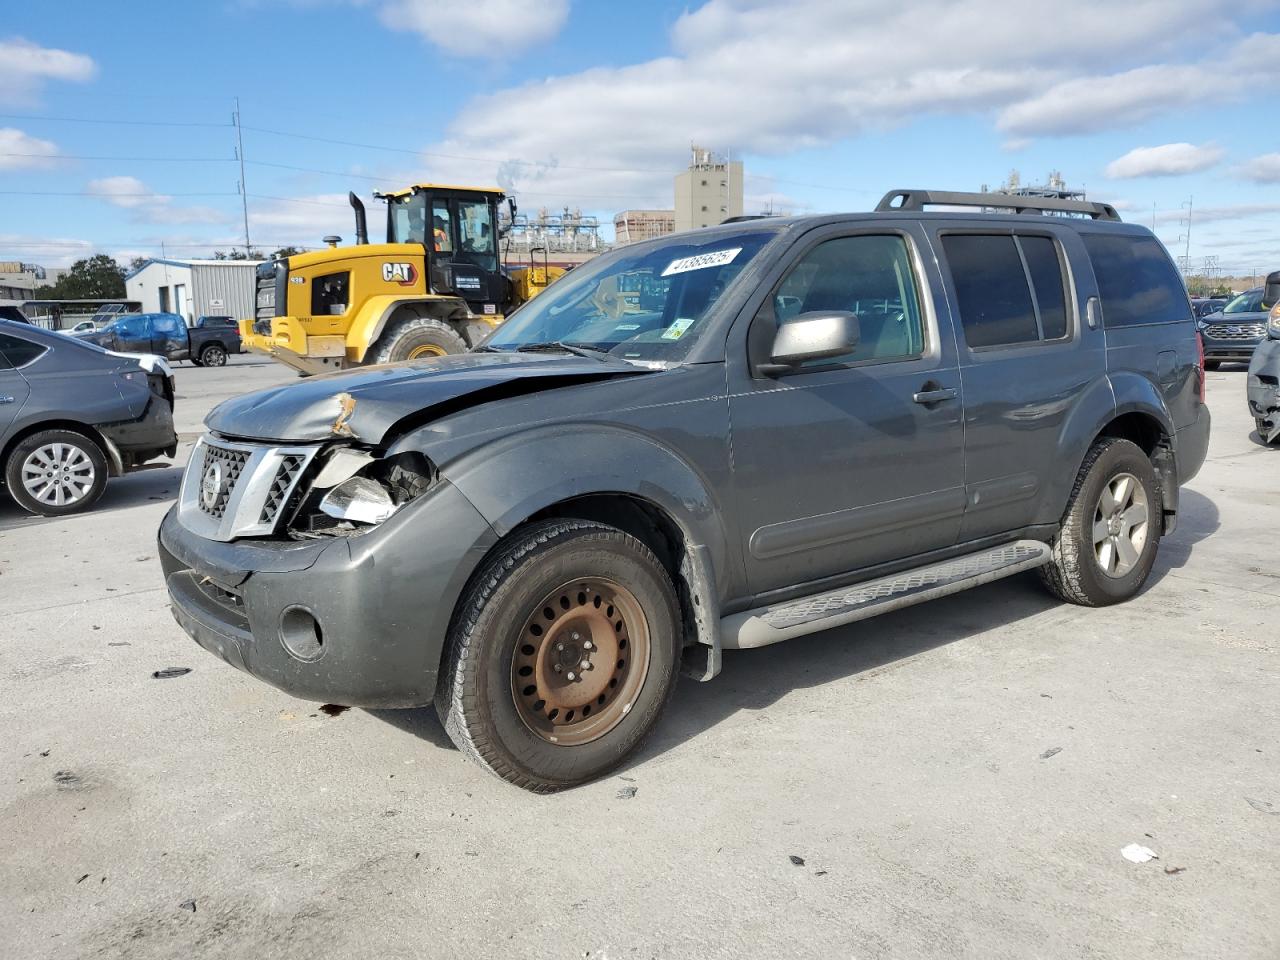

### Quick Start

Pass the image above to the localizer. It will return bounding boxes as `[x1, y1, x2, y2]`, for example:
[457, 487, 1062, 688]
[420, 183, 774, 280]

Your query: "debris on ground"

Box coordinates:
[152, 667, 192, 679]
[789, 855, 806, 866]
[39, 750, 49, 757]
[814, 870, 828, 876]
[1121, 843, 1159, 863]
[1164, 866, 1187, 875]
[1245, 797, 1279, 815]
[108, 642, 130, 647]
[319, 704, 350, 717]
[1039, 747, 1062, 760]
[616, 785, 637, 800]
[53, 771, 80, 786]
[179, 899, 197, 913]
[75, 874, 88, 884]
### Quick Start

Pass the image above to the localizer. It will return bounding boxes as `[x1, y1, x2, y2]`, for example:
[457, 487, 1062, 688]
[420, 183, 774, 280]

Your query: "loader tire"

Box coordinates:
[367, 313, 467, 364]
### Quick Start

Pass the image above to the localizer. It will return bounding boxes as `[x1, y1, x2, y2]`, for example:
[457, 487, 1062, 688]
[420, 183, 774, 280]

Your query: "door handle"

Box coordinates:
[0, 396, 14, 404]
[913, 386, 957, 405]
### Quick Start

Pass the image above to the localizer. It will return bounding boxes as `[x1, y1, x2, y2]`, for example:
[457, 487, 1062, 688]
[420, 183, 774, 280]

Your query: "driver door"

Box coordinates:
[726, 225, 966, 598]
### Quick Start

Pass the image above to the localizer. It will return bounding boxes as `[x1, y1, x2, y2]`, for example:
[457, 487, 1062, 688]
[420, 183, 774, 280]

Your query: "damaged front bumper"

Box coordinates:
[1247, 338, 1280, 443]
[158, 478, 499, 708]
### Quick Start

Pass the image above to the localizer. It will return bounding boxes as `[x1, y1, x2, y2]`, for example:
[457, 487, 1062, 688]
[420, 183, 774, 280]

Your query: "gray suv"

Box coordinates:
[159, 189, 1211, 791]
[1, 320, 177, 516]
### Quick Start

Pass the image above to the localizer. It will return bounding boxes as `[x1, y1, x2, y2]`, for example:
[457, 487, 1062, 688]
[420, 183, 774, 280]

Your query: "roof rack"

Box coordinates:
[876, 189, 1121, 222]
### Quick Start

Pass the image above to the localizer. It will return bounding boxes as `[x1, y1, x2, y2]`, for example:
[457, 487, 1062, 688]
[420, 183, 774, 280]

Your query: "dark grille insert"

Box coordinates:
[1203, 322, 1265, 340]
[198, 444, 248, 519]
[260, 454, 306, 526]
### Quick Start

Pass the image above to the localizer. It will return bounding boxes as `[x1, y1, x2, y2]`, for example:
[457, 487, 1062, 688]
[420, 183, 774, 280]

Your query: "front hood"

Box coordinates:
[205, 351, 654, 444]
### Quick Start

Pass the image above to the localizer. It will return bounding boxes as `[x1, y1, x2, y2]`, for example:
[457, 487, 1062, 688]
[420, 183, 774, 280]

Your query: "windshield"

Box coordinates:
[1223, 290, 1261, 314]
[388, 194, 427, 244]
[487, 229, 777, 363]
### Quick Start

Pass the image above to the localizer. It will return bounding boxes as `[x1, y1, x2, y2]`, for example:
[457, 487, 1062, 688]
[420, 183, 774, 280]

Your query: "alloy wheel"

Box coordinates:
[1092, 472, 1149, 577]
[20, 442, 97, 508]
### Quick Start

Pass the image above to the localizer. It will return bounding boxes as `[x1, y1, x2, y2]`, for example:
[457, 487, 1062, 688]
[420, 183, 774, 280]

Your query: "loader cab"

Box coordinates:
[381, 184, 507, 315]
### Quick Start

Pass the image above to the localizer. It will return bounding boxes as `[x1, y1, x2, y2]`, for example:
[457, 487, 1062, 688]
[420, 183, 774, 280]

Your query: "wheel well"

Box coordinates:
[1097, 412, 1165, 455]
[524, 494, 711, 664]
[0, 419, 114, 483]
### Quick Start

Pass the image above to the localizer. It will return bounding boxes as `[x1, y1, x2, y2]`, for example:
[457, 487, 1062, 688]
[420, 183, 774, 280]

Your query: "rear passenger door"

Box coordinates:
[726, 225, 966, 598]
[150, 313, 188, 359]
[933, 225, 1106, 542]
[0, 333, 37, 437]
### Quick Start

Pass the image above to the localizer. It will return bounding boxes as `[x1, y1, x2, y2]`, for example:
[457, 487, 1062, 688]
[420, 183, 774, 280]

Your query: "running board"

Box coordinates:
[721, 540, 1052, 649]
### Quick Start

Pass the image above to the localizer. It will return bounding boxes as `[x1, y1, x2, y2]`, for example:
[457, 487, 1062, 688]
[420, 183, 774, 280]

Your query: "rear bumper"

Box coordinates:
[1175, 405, 1211, 487]
[99, 396, 177, 462]
[158, 479, 500, 708]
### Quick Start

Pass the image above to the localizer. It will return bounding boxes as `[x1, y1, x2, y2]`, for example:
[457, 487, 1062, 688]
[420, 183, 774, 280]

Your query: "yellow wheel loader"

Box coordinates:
[241, 184, 565, 374]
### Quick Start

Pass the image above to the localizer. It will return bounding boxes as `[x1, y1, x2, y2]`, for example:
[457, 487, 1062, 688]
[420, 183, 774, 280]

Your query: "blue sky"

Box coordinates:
[2, 0, 1278, 279]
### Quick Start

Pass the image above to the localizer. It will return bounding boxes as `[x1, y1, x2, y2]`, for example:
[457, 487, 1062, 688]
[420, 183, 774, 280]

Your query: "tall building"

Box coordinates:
[674, 147, 743, 232]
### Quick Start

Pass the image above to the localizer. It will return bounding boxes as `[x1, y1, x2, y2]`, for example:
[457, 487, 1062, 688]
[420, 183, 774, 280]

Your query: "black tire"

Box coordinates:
[199, 343, 228, 367]
[190, 357, 204, 367]
[435, 519, 682, 792]
[1257, 418, 1276, 444]
[368, 311, 467, 364]
[4, 429, 109, 517]
[1038, 437, 1161, 607]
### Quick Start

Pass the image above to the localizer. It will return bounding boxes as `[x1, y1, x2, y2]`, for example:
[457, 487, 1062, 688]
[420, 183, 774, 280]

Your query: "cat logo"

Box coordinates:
[382, 262, 418, 285]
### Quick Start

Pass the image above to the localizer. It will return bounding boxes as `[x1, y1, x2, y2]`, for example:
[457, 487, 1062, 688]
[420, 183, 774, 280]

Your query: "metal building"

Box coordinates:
[125, 259, 263, 324]
[675, 147, 743, 232]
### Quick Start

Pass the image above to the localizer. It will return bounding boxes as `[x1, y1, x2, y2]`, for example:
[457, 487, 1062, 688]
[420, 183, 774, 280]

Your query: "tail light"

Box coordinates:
[1195, 331, 1206, 404]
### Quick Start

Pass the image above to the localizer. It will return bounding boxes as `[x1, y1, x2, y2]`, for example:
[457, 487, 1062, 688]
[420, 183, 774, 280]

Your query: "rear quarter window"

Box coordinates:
[0, 332, 48, 368]
[1082, 233, 1190, 327]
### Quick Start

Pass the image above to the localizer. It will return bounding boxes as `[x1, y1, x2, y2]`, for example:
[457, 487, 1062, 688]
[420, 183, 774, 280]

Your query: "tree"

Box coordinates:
[270, 246, 304, 259]
[128, 256, 149, 272]
[212, 249, 266, 261]
[34, 254, 126, 299]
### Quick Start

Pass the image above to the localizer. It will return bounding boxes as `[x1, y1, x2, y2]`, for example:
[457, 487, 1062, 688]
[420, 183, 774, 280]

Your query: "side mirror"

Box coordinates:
[758, 311, 860, 376]
[1262, 270, 1280, 310]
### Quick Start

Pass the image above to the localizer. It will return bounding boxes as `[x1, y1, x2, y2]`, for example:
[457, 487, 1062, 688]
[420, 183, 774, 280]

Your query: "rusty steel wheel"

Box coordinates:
[512, 578, 650, 746]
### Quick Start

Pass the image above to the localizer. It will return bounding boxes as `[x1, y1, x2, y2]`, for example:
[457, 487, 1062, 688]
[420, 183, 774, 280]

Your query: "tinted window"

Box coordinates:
[1082, 234, 1190, 327]
[942, 235, 1038, 348]
[153, 313, 185, 335]
[1020, 236, 1070, 340]
[770, 234, 924, 365]
[0, 332, 48, 368]
[116, 314, 151, 338]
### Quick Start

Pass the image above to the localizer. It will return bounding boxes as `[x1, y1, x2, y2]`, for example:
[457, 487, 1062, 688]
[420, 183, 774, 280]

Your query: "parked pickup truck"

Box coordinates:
[159, 188, 1210, 792]
[76, 311, 240, 366]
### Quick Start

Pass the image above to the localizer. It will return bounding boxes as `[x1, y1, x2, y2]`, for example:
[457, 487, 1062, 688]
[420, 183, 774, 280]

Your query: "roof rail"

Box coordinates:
[876, 189, 1121, 222]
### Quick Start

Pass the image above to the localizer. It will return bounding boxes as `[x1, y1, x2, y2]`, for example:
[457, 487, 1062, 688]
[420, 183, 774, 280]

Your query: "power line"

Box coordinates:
[0, 112, 231, 128]
[0, 152, 234, 162]
[0, 190, 239, 198]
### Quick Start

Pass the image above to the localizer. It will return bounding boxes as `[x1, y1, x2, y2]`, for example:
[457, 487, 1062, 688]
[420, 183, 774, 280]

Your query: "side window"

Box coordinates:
[942, 235, 1037, 348]
[431, 201, 454, 254]
[770, 234, 924, 366]
[942, 234, 1072, 348]
[311, 272, 350, 316]
[154, 313, 184, 336]
[117, 314, 151, 339]
[1019, 236, 1070, 340]
[1082, 233, 1190, 326]
[0, 332, 48, 368]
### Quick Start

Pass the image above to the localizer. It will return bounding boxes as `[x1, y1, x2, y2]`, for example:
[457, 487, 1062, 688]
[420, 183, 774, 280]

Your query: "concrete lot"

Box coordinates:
[1, 360, 1276, 960]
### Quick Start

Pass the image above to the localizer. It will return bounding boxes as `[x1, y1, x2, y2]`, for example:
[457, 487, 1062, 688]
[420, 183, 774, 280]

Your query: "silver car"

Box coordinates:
[0, 319, 177, 516]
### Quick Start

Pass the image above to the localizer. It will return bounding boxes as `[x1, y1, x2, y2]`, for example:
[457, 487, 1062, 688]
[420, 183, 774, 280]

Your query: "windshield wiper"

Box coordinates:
[514, 341, 614, 361]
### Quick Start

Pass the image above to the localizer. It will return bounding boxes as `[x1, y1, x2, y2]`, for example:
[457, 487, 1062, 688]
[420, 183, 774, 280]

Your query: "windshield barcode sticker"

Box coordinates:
[662, 247, 742, 277]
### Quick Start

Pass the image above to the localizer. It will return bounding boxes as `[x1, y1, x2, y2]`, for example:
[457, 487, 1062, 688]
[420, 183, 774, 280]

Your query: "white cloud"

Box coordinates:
[372, 0, 569, 52]
[1105, 142, 1225, 179]
[86, 176, 232, 226]
[0, 127, 60, 170]
[998, 32, 1280, 136]
[249, 193, 352, 243]
[0, 37, 96, 105]
[1155, 203, 1280, 226]
[403, 0, 1278, 213]
[1237, 152, 1280, 184]
[0, 233, 93, 268]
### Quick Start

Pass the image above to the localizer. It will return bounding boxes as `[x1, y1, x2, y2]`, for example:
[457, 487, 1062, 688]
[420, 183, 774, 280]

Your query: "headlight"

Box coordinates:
[289, 449, 437, 538]
[320, 476, 397, 524]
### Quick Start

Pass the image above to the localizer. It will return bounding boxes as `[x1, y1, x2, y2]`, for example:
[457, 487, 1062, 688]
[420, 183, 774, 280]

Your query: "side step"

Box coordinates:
[721, 540, 1051, 649]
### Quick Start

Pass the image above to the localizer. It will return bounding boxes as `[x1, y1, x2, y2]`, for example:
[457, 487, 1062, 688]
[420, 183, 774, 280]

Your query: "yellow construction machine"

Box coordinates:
[241, 184, 565, 374]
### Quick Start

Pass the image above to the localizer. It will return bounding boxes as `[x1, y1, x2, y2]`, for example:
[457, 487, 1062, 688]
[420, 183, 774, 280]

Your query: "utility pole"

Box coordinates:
[234, 98, 251, 257]
[1180, 195, 1193, 274]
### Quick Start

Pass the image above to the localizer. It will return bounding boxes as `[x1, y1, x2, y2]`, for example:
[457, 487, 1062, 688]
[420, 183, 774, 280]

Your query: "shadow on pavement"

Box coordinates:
[365, 491, 1223, 769]
[0, 463, 182, 531]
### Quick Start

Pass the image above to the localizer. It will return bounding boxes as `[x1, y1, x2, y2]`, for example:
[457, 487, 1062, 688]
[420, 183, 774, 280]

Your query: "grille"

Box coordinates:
[259, 454, 306, 526]
[255, 273, 277, 323]
[198, 444, 249, 519]
[1203, 322, 1265, 340]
